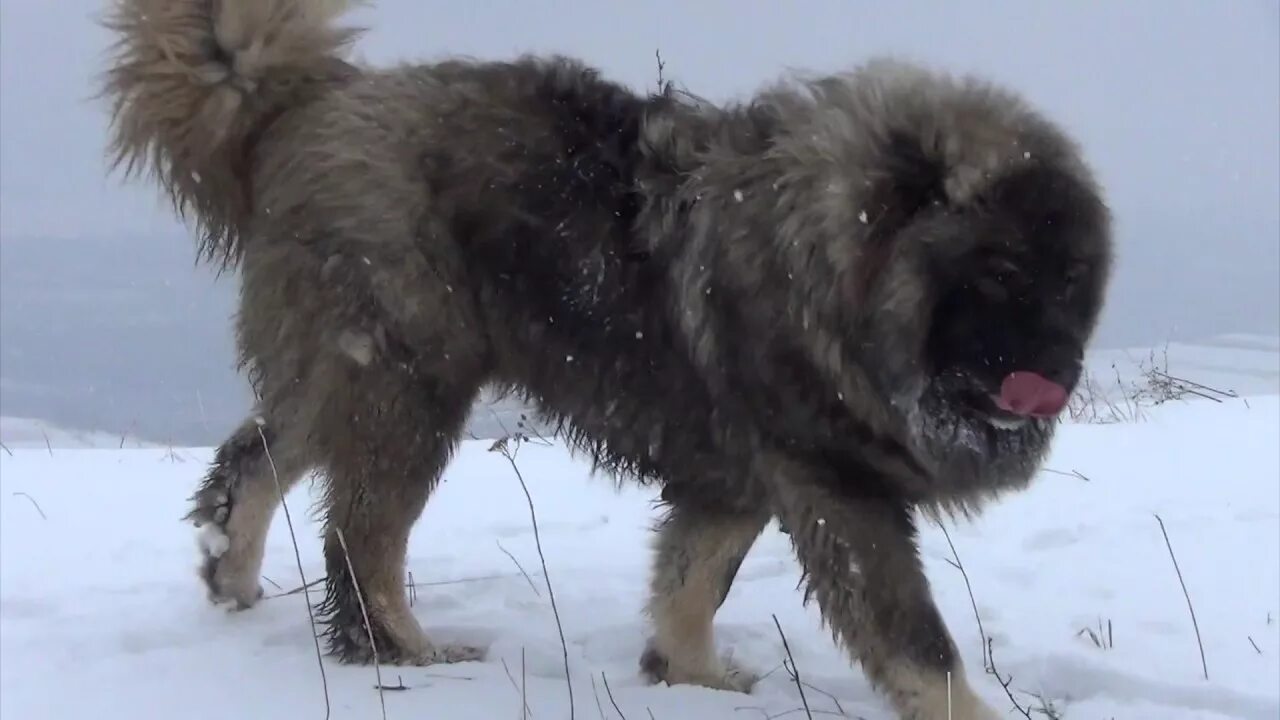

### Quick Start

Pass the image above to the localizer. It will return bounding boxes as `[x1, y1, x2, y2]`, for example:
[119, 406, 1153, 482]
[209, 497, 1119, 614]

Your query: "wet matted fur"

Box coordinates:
[99, 1, 1113, 717]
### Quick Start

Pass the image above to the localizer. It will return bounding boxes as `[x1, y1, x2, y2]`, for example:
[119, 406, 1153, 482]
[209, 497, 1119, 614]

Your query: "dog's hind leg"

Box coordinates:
[187, 416, 312, 609]
[765, 454, 998, 720]
[640, 497, 768, 693]
[313, 363, 486, 666]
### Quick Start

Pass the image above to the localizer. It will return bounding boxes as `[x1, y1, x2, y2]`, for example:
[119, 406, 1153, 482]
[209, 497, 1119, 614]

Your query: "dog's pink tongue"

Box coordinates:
[996, 371, 1069, 418]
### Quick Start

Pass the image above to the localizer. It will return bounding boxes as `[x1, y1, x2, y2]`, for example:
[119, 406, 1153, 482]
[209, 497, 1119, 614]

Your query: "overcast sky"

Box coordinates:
[2, 0, 1277, 349]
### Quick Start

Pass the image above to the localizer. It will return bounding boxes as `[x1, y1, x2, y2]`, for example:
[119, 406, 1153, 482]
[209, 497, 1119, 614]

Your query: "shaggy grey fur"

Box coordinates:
[99, 1, 1113, 717]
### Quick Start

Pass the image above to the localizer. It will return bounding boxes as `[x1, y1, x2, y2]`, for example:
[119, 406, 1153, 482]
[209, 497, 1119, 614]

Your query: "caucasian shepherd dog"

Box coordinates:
[99, 1, 1112, 717]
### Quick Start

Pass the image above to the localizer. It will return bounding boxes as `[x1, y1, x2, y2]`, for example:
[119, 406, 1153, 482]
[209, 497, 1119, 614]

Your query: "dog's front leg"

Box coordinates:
[763, 453, 997, 720]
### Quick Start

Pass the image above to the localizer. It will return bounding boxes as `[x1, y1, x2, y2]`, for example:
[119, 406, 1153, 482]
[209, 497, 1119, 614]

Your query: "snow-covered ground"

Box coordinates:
[2, 362, 1278, 718]
[1082, 334, 1279, 405]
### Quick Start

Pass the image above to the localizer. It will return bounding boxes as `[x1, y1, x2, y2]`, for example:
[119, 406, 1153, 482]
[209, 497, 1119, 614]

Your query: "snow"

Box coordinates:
[2, 385, 1277, 719]
[1084, 334, 1279, 400]
[197, 523, 230, 560]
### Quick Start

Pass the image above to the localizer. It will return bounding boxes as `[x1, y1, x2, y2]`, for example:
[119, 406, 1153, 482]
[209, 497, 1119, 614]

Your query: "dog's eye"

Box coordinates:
[1063, 261, 1089, 285]
[977, 259, 1017, 294]
[976, 273, 1009, 301]
[977, 279, 1006, 300]
[989, 257, 1019, 276]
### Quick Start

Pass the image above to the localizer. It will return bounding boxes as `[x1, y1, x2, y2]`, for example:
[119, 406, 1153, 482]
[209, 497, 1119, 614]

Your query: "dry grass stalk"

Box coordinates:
[490, 432, 575, 719]
[334, 527, 389, 720]
[601, 672, 628, 720]
[1154, 513, 1209, 680]
[11, 491, 47, 520]
[771, 615, 814, 720]
[257, 424, 331, 719]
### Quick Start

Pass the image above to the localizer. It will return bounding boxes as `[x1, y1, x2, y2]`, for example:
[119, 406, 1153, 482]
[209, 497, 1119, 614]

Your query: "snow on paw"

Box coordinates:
[186, 482, 232, 530]
[189, 482, 263, 610]
[198, 542, 265, 610]
[198, 522, 230, 559]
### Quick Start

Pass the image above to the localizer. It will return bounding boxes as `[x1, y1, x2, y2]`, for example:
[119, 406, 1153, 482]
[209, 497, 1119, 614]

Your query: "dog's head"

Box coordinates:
[798, 62, 1114, 473]
[917, 160, 1112, 435]
[912, 169, 1108, 494]
[667, 60, 1113, 482]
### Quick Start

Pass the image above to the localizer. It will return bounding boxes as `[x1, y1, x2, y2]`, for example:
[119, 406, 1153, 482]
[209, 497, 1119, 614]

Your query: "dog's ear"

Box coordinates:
[860, 131, 948, 245]
[848, 131, 952, 302]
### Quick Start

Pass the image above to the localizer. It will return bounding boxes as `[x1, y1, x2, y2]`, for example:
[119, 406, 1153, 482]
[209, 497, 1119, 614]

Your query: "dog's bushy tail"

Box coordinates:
[99, 0, 360, 265]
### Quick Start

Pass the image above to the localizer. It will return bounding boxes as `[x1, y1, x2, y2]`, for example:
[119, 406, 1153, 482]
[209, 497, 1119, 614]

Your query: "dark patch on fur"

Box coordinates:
[717, 552, 747, 610]
[185, 420, 270, 527]
[638, 643, 669, 683]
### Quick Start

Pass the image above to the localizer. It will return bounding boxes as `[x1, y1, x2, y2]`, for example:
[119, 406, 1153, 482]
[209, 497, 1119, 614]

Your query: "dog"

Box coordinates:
[99, 1, 1113, 717]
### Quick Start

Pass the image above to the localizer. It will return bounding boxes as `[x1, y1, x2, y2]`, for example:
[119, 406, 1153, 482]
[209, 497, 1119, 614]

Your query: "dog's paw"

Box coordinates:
[337, 636, 487, 666]
[639, 643, 758, 694]
[187, 481, 230, 529]
[326, 612, 486, 667]
[422, 643, 487, 665]
[196, 528, 265, 610]
[706, 665, 759, 694]
[189, 484, 263, 610]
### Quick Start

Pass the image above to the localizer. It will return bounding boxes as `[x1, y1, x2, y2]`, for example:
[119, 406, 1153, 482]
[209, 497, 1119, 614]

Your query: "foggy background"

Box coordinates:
[1, 0, 1277, 445]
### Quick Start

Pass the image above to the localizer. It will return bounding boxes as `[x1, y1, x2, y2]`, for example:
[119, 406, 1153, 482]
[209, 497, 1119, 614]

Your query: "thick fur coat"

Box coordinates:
[99, 1, 1113, 718]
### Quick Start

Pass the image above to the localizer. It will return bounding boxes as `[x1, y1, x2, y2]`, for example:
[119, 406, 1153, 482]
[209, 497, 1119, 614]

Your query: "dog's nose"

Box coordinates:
[1041, 359, 1082, 394]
